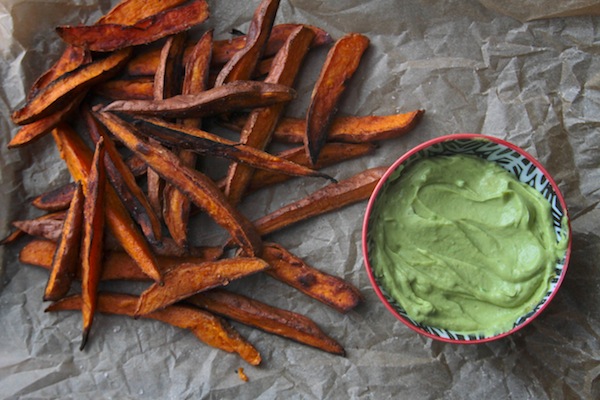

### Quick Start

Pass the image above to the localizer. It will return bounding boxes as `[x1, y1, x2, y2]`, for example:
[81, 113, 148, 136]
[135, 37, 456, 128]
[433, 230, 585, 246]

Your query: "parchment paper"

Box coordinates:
[1, 0, 599, 399]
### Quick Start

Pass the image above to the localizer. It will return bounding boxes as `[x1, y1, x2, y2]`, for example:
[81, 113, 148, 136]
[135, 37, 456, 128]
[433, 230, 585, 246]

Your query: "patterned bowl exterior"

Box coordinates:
[362, 134, 572, 343]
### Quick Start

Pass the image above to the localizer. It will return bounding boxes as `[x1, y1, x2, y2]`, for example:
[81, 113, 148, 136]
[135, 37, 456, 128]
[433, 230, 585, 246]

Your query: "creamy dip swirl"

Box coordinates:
[369, 154, 568, 335]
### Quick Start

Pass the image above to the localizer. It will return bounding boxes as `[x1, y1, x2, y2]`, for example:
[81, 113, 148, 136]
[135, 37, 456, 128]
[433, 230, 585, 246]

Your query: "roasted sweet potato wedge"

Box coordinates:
[56, 0, 210, 52]
[43, 182, 84, 302]
[305, 33, 370, 164]
[52, 123, 162, 283]
[12, 48, 132, 125]
[253, 166, 388, 236]
[46, 292, 262, 365]
[79, 138, 107, 350]
[261, 243, 362, 313]
[215, 0, 280, 86]
[135, 257, 271, 316]
[227, 110, 424, 144]
[224, 26, 315, 205]
[94, 112, 263, 255]
[188, 289, 345, 355]
[102, 80, 295, 119]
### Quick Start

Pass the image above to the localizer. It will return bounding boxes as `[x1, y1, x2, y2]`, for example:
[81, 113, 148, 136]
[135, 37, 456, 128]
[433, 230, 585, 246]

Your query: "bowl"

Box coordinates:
[362, 134, 572, 343]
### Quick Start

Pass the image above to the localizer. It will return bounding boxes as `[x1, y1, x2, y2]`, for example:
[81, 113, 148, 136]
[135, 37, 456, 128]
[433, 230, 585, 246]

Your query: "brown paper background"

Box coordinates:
[1, 0, 599, 398]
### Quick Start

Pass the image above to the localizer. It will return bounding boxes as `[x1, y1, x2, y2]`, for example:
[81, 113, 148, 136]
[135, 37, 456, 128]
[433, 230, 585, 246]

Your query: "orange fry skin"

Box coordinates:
[98, 0, 189, 25]
[55, 0, 210, 52]
[188, 289, 346, 355]
[215, 0, 281, 86]
[135, 257, 271, 316]
[260, 110, 424, 144]
[253, 166, 388, 237]
[305, 33, 370, 165]
[43, 182, 84, 302]
[52, 123, 162, 283]
[94, 77, 154, 100]
[261, 243, 363, 313]
[79, 138, 107, 350]
[46, 292, 262, 365]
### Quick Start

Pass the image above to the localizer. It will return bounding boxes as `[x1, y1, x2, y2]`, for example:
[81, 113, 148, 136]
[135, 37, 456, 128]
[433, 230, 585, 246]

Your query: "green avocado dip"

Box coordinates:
[368, 154, 568, 336]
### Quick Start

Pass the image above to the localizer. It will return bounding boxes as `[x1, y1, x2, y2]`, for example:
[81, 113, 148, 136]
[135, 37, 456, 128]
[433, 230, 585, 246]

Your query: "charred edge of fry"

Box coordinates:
[262, 243, 363, 313]
[31, 182, 77, 211]
[305, 33, 370, 165]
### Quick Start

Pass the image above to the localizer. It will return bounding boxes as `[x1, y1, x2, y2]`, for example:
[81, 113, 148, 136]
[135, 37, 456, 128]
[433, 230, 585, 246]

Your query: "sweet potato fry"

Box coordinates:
[135, 257, 270, 316]
[94, 77, 154, 100]
[136, 116, 333, 181]
[163, 30, 213, 248]
[125, 23, 332, 76]
[43, 182, 84, 301]
[97, 0, 188, 25]
[55, 0, 210, 52]
[215, 0, 280, 86]
[12, 48, 132, 125]
[245, 142, 377, 192]
[0, 229, 24, 246]
[94, 112, 263, 255]
[79, 138, 106, 350]
[224, 26, 315, 205]
[102, 80, 295, 119]
[188, 289, 345, 355]
[31, 183, 77, 211]
[305, 33, 370, 165]
[8, 93, 86, 148]
[84, 107, 162, 243]
[21, 239, 223, 281]
[227, 110, 424, 144]
[52, 123, 162, 283]
[11, 211, 67, 242]
[46, 292, 262, 365]
[253, 166, 388, 236]
[261, 243, 362, 313]
[27, 46, 90, 102]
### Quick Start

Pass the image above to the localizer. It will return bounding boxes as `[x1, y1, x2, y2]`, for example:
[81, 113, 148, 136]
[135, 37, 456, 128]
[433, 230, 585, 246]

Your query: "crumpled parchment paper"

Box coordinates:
[1, 0, 599, 398]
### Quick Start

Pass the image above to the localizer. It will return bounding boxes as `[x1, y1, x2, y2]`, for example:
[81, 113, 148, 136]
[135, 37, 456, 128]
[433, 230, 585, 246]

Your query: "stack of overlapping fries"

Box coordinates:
[3, 0, 423, 367]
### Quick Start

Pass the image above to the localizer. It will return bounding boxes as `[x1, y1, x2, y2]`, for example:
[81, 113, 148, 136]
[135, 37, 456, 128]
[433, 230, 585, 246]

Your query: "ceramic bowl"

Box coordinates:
[362, 134, 572, 343]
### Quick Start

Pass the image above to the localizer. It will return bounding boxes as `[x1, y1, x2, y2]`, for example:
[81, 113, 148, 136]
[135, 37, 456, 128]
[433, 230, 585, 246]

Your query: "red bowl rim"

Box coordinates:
[361, 133, 572, 344]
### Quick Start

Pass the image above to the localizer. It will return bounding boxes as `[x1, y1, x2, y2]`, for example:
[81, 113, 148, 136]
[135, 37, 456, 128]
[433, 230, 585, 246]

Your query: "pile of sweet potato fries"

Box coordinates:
[3, 0, 423, 366]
